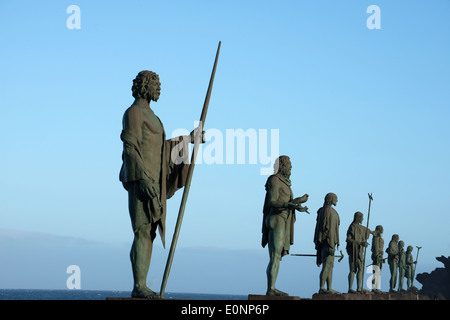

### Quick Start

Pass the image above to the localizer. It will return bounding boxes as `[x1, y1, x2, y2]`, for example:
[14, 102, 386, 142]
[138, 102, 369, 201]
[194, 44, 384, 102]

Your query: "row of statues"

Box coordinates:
[346, 219, 418, 294]
[261, 155, 419, 296]
[384, 234, 418, 293]
[119, 70, 419, 299]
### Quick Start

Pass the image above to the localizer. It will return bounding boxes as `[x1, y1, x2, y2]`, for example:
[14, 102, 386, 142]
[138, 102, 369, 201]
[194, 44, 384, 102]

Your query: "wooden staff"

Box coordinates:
[412, 246, 422, 286]
[160, 41, 221, 298]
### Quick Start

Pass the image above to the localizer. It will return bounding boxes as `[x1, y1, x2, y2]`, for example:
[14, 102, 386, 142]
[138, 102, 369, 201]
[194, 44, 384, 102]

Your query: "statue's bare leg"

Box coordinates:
[389, 262, 398, 292]
[266, 215, 288, 296]
[348, 272, 356, 293]
[348, 256, 356, 292]
[319, 249, 339, 294]
[326, 255, 339, 294]
[130, 223, 159, 298]
[127, 182, 159, 299]
[319, 249, 329, 293]
[356, 266, 365, 292]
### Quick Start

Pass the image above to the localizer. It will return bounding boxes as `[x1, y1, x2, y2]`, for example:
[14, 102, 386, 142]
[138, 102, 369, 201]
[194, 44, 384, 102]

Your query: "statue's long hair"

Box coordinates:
[273, 155, 290, 177]
[353, 211, 363, 222]
[323, 192, 337, 206]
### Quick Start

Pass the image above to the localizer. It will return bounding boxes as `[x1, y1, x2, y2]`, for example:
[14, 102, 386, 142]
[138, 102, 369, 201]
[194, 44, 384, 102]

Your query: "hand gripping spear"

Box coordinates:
[159, 42, 221, 298]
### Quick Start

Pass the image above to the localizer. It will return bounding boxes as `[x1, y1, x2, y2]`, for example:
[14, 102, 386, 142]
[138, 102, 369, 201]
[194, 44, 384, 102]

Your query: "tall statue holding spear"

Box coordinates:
[119, 56, 213, 298]
[345, 211, 374, 293]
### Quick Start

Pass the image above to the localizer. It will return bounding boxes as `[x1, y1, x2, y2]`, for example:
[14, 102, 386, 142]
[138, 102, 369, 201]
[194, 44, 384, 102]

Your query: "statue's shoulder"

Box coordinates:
[122, 104, 135, 119]
[124, 104, 144, 117]
[123, 104, 149, 127]
[267, 174, 289, 191]
[323, 205, 337, 215]
[265, 175, 285, 194]
[266, 174, 279, 186]
[346, 221, 357, 232]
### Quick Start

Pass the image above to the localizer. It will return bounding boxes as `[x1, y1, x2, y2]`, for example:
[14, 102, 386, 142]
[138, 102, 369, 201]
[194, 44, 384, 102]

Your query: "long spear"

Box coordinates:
[160, 41, 221, 298]
[362, 193, 373, 283]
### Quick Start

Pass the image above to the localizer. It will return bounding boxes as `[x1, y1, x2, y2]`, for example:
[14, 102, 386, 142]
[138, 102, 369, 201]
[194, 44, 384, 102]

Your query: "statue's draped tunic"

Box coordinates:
[346, 222, 370, 272]
[386, 239, 399, 264]
[120, 106, 189, 247]
[261, 174, 295, 257]
[314, 205, 340, 266]
[405, 250, 414, 278]
[371, 234, 385, 268]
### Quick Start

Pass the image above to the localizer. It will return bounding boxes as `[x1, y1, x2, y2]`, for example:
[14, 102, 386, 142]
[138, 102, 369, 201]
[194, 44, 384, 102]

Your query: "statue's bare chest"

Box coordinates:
[142, 110, 164, 136]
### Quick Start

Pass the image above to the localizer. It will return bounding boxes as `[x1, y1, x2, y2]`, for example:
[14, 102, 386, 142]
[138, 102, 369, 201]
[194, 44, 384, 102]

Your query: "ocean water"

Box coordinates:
[0, 289, 247, 300]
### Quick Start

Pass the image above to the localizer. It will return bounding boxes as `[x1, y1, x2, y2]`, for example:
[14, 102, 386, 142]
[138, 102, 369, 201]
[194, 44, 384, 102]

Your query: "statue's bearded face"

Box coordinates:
[355, 212, 364, 224]
[149, 74, 161, 102]
[375, 226, 383, 235]
[331, 195, 338, 206]
[278, 157, 292, 178]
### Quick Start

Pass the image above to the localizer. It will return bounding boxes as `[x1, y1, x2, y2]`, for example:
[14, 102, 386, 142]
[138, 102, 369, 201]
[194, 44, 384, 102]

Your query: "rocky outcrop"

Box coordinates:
[416, 255, 450, 300]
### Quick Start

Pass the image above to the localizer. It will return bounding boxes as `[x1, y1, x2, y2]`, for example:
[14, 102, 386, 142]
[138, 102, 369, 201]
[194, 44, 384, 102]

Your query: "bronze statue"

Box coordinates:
[370, 225, 384, 292]
[398, 240, 406, 291]
[346, 211, 373, 293]
[261, 155, 309, 296]
[119, 70, 203, 298]
[405, 245, 416, 290]
[386, 234, 400, 292]
[314, 192, 340, 294]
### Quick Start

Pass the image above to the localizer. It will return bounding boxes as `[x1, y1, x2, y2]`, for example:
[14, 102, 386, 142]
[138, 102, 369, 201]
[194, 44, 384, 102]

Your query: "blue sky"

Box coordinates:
[1, 1, 449, 296]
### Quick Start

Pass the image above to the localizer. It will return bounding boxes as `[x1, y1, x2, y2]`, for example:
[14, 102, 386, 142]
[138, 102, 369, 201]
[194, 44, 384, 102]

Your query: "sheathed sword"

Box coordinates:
[291, 250, 345, 262]
[159, 41, 221, 298]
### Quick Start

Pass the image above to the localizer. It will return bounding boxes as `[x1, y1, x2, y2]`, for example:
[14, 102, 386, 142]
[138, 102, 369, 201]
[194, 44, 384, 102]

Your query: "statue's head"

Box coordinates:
[132, 70, 161, 102]
[392, 234, 399, 242]
[324, 192, 338, 206]
[375, 225, 384, 235]
[407, 245, 413, 252]
[399, 240, 404, 248]
[273, 155, 291, 178]
[353, 211, 364, 224]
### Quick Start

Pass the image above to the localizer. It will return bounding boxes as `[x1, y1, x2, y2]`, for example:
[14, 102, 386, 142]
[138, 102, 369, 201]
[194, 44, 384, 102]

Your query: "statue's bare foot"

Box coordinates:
[266, 288, 289, 296]
[372, 289, 382, 294]
[327, 288, 341, 294]
[131, 286, 160, 299]
[319, 288, 340, 294]
[357, 288, 371, 294]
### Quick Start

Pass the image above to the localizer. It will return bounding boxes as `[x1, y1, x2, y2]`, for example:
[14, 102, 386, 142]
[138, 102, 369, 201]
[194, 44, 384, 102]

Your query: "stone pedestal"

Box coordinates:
[106, 297, 167, 300]
[311, 291, 420, 300]
[248, 294, 301, 300]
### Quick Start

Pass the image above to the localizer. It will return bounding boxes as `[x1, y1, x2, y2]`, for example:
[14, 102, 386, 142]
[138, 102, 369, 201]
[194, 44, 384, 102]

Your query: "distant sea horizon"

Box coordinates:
[0, 289, 248, 300]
